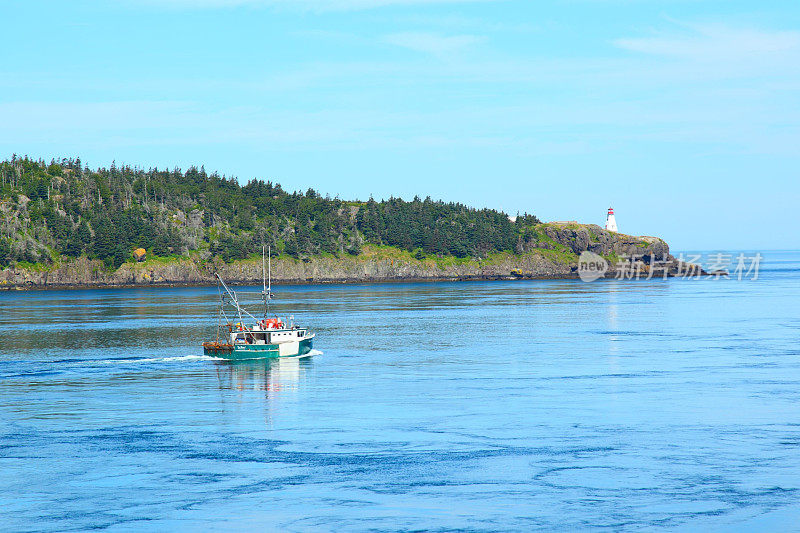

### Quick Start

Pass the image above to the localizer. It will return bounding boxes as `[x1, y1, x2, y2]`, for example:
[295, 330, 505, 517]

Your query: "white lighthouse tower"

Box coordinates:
[605, 207, 618, 232]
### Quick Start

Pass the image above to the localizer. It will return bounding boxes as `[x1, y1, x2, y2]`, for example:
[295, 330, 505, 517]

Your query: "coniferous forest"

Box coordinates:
[0, 156, 542, 269]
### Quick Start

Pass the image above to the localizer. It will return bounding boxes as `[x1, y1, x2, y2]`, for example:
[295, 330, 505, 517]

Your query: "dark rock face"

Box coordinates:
[539, 223, 671, 260]
[0, 223, 699, 288]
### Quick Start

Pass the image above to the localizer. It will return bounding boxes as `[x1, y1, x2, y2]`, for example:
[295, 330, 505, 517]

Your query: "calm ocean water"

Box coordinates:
[2, 251, 800, 531]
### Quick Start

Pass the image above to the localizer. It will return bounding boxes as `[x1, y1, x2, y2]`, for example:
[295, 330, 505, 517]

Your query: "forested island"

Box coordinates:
[0, 156, 681, 288]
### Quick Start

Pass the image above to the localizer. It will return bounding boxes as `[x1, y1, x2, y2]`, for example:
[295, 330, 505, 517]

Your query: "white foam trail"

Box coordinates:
[92, 351, 320, 365]
[264, 349, 323, 361]
[292, 349, 323, 359]
[92, 355, 224, 365]
[144, 355, 225, 363]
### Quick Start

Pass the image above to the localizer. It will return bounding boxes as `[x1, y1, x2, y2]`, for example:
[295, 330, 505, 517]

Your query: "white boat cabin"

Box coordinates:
[231, 319, 309, 346]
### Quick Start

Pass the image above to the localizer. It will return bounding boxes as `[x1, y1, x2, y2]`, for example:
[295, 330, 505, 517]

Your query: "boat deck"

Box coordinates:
[202, 342, 233, 354]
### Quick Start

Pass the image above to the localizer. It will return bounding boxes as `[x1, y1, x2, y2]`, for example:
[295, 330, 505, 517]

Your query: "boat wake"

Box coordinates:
[90, 351, 321, 366]
[92, 355, 225, 365]
[289, 349, 323, 359]
[86, 350, 321, 366]
[144, 355, 226, 363]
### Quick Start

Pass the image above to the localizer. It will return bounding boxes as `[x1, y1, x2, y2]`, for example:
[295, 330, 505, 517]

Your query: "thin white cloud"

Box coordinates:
[372, 12, 542, 33]
[3, 19, 799, 158]
[614, 23, 800, 61]
[384, 31, 485, 56]
[132, 0, 498, 11]
[4, 89, 798, 156]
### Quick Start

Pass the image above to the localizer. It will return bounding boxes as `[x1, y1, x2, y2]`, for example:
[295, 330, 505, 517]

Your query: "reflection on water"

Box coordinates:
[215, 356, 311, 393]
[212, 356, 314, 428]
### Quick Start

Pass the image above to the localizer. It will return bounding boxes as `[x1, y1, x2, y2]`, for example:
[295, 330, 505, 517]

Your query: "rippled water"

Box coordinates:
[2, 252, 800, 531]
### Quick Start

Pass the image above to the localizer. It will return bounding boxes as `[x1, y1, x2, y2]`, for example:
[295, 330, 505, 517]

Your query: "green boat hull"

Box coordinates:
[205, 338, 314, 360]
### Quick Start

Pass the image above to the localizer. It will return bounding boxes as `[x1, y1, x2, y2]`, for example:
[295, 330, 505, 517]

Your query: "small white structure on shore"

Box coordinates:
[605, 207, 618, 232]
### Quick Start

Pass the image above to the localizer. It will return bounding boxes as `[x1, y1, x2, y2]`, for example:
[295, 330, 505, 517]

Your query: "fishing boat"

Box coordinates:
[203, 247, 315, 360]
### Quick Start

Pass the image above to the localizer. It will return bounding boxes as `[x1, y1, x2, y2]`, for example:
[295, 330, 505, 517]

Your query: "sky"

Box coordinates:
[2, 0, 799, 250]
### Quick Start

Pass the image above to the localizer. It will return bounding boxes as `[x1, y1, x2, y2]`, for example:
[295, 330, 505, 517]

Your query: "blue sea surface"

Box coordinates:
[2, 251, 800, 531]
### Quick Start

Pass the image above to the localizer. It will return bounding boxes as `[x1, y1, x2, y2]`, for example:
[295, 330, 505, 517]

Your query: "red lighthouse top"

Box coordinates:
[608, 207, 614, 215]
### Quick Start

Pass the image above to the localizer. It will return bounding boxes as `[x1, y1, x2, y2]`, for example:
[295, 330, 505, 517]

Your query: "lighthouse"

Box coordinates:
[605, 207, 618, 232]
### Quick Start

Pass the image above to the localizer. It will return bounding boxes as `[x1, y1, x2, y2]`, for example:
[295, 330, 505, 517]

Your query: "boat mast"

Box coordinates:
[263, 245, 272, 320]
[262, 245, 267, 320]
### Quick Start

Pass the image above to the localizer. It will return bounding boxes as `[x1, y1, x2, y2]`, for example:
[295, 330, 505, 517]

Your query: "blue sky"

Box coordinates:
[2, 0, 799, 250]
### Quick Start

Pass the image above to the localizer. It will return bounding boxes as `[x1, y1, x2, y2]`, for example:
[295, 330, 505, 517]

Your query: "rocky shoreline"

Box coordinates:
[0, 223, 700, 290]
[0, 275, 586, 291]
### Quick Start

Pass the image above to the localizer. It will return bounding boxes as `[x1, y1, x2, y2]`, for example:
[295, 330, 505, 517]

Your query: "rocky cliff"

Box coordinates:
[0, 223, 696, 289]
